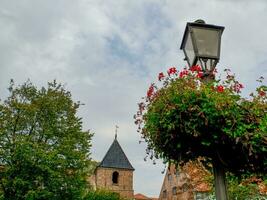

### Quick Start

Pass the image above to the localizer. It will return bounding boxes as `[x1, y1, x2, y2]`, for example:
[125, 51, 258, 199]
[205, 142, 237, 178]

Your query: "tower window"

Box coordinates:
[163, 190, 167, 198]
[112, 171, 119, 184]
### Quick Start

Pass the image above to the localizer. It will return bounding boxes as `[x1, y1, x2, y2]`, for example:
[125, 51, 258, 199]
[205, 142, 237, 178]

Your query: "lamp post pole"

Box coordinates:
[213, 158, 229, 200]
[180, 20, 228, 200]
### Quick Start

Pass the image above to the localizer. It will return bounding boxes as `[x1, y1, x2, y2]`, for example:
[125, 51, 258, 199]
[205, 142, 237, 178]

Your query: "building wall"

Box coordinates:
[95, 167, 134, 199]
[159, 164, 194, 200]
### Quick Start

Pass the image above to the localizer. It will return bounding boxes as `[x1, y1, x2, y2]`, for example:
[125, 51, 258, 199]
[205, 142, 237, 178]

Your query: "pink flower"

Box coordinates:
[233, 83, 244, 93]
[138, 102, 145, 113]
[167, 67, 177, 75]
[217, 85, 224, 93]
[158, 72, 165, 81]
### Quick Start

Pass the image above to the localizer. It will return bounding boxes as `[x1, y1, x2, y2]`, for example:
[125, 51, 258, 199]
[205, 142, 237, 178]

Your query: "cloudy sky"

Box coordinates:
[0, 0, 267, 197]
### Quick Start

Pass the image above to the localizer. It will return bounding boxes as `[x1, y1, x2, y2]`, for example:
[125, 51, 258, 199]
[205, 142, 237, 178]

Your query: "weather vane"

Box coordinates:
[115, 125, 119, 139]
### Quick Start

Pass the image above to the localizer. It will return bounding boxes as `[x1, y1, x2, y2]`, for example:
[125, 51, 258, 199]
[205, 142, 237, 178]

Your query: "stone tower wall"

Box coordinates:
[96, 167, 134, 199]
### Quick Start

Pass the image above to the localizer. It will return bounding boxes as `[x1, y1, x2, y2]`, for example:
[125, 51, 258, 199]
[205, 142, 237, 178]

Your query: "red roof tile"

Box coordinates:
[134, 193, 158, 200]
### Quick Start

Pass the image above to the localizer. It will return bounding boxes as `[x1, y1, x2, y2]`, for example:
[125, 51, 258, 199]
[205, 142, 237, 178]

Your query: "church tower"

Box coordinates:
[95, 135, 135, 199]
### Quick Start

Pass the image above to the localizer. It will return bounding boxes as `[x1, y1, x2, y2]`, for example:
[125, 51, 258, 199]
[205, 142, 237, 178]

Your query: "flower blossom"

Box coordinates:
[138, 102, 145, 114]
[179, 70, 189, 78]
[217, 85, 224, 93]
[233, 83, 244, 93]
[196, 72, 204, 79]
[147, 84, 154, 98]
[190, 65, 202, 72]
[259, 90, 266, 97]
[158, 72, 165, 81]
[167, 67, 177, 76]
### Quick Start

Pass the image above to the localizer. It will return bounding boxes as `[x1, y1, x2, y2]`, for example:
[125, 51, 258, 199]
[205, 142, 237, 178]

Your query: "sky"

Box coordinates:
[0, 0, 267, 197]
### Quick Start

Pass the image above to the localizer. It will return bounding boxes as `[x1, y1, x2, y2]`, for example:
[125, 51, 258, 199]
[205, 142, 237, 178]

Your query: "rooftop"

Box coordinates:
[98, 136, 134, 170]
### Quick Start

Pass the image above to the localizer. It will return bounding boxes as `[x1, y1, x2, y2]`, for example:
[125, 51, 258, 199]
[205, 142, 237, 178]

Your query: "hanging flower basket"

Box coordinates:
[135, 66, 267, 175]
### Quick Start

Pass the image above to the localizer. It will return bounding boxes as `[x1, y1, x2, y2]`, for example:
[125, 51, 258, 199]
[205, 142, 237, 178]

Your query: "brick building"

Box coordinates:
[158, 162, 211, 200]
[89, 135, 135, 199]
[159, 164, 194, 200]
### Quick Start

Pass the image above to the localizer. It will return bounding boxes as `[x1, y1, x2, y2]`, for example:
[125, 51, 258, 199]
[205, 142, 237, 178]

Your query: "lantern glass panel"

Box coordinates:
[192, 27, 220, 58]
[184, 32, 195, 66]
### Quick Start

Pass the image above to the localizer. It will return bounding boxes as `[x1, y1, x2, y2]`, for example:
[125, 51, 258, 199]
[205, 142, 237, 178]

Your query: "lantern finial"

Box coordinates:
[194, 19, 206, 24]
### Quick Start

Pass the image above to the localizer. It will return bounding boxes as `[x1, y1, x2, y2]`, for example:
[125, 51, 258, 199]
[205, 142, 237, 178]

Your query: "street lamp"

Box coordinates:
[181, 20, 228, 200]
[180, 19, 224, 75]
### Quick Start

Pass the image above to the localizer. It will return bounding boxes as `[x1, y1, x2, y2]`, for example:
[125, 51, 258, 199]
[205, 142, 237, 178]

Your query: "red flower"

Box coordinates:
[217, 85, 224, 93]
[196, 72, 204, 78]
[179, 70, 189, 78]
[190, 65, 202, 72]
[147, 84, 154, 98]
[259, 90, 266, 97]
[158, 72, 165, 81]
[167, 67, 177, 75]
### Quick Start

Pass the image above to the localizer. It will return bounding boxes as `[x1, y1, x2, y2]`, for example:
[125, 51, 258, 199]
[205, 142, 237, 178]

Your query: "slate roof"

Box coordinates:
[98, 137, 134, 170]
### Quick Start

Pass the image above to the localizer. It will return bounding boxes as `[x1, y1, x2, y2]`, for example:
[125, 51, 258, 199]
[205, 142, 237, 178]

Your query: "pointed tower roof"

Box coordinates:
[99, 137, 134, 170]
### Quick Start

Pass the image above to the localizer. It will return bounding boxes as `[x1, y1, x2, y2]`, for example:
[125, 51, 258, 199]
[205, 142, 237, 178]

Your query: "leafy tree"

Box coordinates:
[87, 160, 99, 175]
[0, 80, 93, 200]
[135, 66, 266, 199]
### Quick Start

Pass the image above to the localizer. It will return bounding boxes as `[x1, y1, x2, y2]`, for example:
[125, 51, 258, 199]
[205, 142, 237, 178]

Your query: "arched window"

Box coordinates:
[112, 171, 119, 184]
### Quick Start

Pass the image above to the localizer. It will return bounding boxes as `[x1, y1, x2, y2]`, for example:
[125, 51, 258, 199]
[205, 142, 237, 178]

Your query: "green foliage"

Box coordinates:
[87, 160, 99, 175]
[227, 174, 267, 200]
[0, 80, 93, 200]
[85, 190, 124, 200]
[136, 67, 267, 176]
[206, 174, 267, 200]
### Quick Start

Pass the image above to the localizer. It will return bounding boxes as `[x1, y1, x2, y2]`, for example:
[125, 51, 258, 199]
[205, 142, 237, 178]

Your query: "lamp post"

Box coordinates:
[180, 19, 224, 80]
[180, 20, 228, 200]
